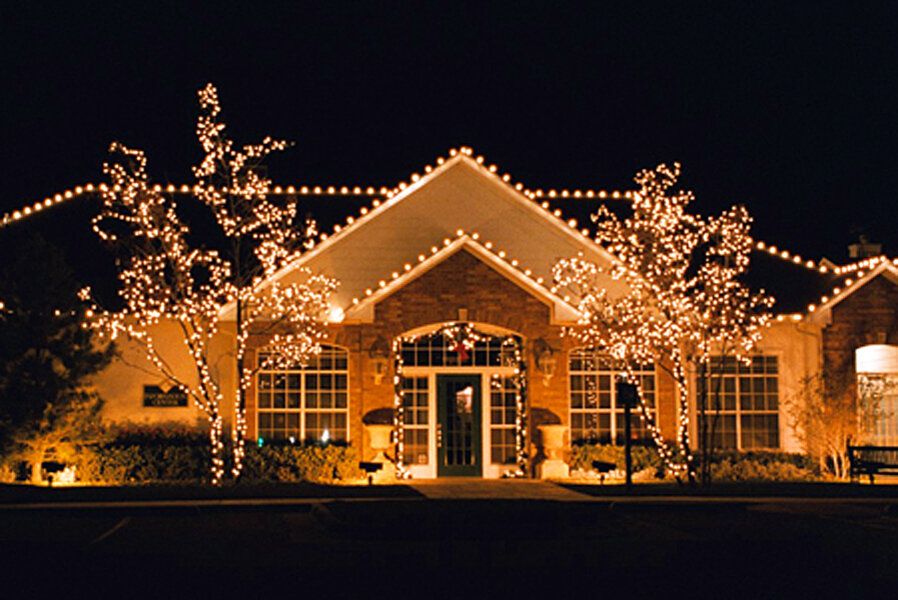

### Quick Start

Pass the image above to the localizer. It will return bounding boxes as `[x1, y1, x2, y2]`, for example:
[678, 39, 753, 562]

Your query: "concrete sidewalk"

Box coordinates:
[408, 478, 595, 500]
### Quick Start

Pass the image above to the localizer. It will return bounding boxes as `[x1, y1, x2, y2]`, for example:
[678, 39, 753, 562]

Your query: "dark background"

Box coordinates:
[2, 2, 896, 270]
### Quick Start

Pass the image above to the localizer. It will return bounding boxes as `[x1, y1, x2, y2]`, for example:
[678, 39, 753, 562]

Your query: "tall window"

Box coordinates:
[857, 374, 898, 445]
[855, 345, 898, 445]
[569, 348, 656, 444]
[490, 376, 518, 464]
[401, 376, 430, 465]
[697, 355, 779, 450]
[256, 345, 349, 442]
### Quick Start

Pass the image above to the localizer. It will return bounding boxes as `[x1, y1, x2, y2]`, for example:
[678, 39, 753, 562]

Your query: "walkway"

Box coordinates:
[408, 478, 595, 500]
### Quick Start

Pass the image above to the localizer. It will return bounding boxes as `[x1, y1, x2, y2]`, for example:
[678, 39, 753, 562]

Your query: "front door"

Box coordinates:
[437, 374, 482, 477]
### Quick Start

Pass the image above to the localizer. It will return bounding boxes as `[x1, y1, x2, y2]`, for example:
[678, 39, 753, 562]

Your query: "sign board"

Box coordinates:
[143, 385, 188, 407]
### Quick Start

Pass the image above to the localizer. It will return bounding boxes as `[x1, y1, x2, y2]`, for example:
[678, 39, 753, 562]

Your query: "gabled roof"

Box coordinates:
[260, 152, 624, 321]
[806, 260, 898, 324]
[344, 234, 581, 322]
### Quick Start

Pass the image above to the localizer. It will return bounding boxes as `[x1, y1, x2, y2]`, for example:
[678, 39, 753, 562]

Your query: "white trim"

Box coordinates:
[808, 261, 898, 324]
[222, 152, 620, 320]
[687, 352, 783, 451]
[566, 348, 659, 444]
[344, 235, 581, 322]
[401, 366, 518, 479]
[254, 344, 351, 444]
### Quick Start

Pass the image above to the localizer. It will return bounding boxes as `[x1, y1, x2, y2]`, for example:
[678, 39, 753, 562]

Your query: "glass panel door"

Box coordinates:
[437, 374, 482, 476]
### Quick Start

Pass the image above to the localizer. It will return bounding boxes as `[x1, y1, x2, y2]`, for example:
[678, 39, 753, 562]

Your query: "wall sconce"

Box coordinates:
[534, 338, 557, 386]
[368, 335, 391, 385]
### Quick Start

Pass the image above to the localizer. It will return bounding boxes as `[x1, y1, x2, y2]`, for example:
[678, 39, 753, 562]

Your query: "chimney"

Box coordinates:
[848, 235, 882, 259]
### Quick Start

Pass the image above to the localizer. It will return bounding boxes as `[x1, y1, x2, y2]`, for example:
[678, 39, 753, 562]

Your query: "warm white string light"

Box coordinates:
[752, 240, 830, 274]
[83, 84, 336, 485]
[554, 163, 773, 479]
[1, 145, 636, 229]
[391, 324, 528, 477]
[344, 231, 566, 310]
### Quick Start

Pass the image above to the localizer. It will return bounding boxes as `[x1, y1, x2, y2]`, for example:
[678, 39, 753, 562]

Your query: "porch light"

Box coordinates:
[326, 305, 345, 323]
[368, 335, 391, 385]
[534, 338, 557, 386]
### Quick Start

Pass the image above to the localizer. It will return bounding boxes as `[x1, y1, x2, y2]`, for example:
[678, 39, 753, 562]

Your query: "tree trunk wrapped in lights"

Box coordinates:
[553, 163, 772, 481]
[191, 84, 336, 480]
[85, 85, 336, 484]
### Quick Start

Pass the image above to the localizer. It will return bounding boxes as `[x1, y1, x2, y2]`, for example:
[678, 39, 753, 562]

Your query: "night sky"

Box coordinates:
[2, 2, 897, 267]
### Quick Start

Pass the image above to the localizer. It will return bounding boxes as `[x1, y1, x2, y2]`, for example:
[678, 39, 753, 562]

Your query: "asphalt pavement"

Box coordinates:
[2, 483, 897, 599]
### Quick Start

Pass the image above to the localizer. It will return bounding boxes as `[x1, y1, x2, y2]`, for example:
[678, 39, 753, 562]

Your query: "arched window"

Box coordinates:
[856, 345, 898, 445]
[569, 348, 656, 444]
[256, 345, 349, 443]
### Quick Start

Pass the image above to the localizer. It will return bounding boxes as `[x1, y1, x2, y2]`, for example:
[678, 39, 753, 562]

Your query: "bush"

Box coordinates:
[77, 428, 210, 484]
[75, 426, 363, 485]
[569, 442, 664, 475]
[706, 450, 820, 482]
[242, 443, 362, 483]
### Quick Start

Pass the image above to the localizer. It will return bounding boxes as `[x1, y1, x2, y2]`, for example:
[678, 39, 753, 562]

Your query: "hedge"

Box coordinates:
[570, 444, 821, 482]
[705, 450, 820, 482]
[569, 442, 664, 475]
[72, 429, 362, 484]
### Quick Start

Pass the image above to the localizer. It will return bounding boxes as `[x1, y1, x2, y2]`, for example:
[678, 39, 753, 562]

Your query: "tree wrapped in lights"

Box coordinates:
[554, 163, 772, 481]
[87, 85, 336, 484]
[89, 143, 234, 483]
[191, 83, 335, 479]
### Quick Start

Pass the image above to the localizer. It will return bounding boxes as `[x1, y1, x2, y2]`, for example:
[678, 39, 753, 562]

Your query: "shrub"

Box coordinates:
[76, 429, 210, 484]
[569, 442, 664, 475]
[242, 442, 362, 483]
[75, 426, 362, 485]
[706, 450, 820, 482]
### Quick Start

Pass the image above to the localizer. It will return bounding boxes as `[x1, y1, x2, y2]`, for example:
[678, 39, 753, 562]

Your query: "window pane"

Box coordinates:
[569, 348, 657, 445]
[257, 345, 350, 443]
[701, 355, 779, 450]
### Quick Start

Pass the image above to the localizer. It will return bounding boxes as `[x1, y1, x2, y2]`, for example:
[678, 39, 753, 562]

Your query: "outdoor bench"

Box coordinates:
[847, 444, 898, 484]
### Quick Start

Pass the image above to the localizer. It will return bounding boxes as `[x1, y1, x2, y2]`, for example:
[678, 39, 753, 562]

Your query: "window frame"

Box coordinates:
[696, 354, 780, 451]
[568, 348, 658, 445]
[255, 344, 350, 443]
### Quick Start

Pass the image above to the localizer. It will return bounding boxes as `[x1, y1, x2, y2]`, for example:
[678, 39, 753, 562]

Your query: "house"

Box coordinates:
[86, 149, 898, 477]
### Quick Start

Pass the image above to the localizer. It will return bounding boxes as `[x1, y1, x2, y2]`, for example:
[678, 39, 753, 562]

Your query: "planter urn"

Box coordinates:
[537, 424, 569, 479]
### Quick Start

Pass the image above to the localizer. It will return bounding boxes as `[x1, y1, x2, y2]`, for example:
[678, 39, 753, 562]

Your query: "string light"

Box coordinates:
[391, 323, 528, 477]
[554, 163, 773, 479]
[753, 240, 829, 274]
[83, 84, 336, 485]
[1, 145, 636, 231]
[804, 260, 898, 316]
[344, 232, 570, 310]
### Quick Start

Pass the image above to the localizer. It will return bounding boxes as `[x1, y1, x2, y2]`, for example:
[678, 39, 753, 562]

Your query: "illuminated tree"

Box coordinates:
[86, 85, 336, 484]
[191, 84, 336, 479]
[554, 163, 772, 481]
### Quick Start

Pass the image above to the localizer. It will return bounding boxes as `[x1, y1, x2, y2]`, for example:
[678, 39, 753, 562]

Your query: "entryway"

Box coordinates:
[437, 374, 482, 477]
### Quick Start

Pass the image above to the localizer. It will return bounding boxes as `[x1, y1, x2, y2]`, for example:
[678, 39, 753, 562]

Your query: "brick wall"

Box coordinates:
[823, 274, 898, 393]
[245, 247, 681, 467]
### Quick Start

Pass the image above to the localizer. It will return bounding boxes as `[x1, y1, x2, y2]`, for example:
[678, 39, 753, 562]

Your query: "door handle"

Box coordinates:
[437, 423, 442, 448]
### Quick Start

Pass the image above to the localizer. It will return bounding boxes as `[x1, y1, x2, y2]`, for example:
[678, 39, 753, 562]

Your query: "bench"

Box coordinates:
[847, 444, 898, 484]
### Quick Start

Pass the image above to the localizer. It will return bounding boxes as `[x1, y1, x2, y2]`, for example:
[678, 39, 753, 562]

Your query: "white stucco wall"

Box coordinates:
[91, 319, 237, 428]
[685, 320, 822, 453]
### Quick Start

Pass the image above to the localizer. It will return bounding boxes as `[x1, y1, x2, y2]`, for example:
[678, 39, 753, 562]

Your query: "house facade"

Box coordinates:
[89, 151, 898, 477]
